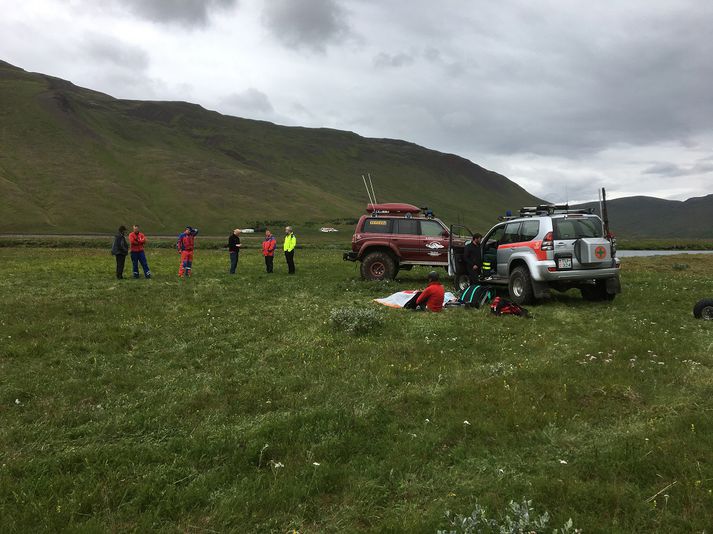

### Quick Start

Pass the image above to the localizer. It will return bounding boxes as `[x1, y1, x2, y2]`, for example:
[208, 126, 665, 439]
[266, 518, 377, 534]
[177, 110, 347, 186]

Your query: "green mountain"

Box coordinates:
[0, 60, 540, 235]
[576, 195, 713, 239]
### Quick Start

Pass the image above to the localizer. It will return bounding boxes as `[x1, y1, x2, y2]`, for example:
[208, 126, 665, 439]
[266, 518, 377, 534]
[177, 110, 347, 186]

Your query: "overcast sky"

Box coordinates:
[2, 0, 712, 202]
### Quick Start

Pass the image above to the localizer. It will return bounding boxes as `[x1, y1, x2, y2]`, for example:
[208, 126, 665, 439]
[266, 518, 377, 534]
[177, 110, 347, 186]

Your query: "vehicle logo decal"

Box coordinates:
[426, 242, 444, 249]
[595, 246, 607, 259]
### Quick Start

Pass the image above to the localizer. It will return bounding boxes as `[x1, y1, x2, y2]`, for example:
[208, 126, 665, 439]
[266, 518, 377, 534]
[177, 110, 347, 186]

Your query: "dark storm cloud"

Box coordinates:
[119, 0, 238, 27]
[262, 0, 349, 52]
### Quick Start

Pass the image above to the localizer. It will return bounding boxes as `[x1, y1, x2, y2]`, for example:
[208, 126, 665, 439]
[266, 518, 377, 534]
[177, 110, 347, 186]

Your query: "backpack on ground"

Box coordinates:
[459, 284, 495, 309]
[490, 296, 529, 317]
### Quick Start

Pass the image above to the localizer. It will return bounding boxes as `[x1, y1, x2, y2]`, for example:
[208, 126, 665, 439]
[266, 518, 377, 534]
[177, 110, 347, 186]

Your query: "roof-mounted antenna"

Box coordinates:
[367, 173, 378, 205]
[362, 174, 375, 209]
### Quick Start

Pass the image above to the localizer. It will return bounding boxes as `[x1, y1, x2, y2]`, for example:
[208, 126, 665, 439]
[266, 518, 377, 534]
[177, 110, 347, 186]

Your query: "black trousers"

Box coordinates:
[115, 254, 126, 279]
[285, 250, 295, 274]
[229, 252, 239, 274]
[265, 255, 274, 273]
[466, 263, 481, 284]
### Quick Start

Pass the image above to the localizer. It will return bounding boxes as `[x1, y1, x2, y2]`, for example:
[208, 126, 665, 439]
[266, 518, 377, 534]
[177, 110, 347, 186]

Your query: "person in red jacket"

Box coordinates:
[416, 271, 445, 312]
[176, 226, 199, 277]
[129, 224, 151, 279]
[262, 229, 277, 273]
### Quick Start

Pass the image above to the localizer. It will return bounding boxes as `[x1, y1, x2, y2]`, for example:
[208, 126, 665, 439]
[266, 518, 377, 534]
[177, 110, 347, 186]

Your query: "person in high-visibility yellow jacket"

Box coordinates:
[283, 226, 297, 274]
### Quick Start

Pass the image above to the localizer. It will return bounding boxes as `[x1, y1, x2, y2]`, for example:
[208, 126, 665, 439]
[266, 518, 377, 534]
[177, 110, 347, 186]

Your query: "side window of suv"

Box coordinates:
[420, 220, 445, 237]
[485, 225, 506, 249]
[363, 218, 392, 234]
[501, 222, 521, 244]
[394, 219, 419, 235]
[519, 220, 540, 241]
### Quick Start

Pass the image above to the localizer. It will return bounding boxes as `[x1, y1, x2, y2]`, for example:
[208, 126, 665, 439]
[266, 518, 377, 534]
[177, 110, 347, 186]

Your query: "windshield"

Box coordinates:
[553, 217, 603, 239]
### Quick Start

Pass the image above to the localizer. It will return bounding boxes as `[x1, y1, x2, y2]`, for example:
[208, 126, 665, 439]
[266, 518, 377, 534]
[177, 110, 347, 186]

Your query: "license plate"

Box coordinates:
[557, 257, 572, 270]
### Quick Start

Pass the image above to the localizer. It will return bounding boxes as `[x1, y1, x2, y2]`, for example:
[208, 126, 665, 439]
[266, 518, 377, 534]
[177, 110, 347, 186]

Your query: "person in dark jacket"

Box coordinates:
[111, 225, 129, 279]
[463, 233, 483, 284]
[227, 228, 242, 274]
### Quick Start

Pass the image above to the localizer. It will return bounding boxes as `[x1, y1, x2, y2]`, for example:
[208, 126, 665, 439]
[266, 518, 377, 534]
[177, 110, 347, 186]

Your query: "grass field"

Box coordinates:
[1, 246, 712, 533]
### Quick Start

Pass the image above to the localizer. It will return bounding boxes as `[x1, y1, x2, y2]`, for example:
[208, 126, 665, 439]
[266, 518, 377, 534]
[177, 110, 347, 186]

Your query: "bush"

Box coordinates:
[329, 307, 382, 335]
[438, 498, 579, 534]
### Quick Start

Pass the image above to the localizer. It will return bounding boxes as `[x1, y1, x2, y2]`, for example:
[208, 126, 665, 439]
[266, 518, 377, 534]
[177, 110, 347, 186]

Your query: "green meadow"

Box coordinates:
[1, 246, 712, 533]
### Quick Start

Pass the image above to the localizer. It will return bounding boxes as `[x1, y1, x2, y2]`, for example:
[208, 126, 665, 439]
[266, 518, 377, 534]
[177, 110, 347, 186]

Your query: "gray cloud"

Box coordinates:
[262, 0, 349, 52]
[220, 89, 274, 117]
[119, 0, 238, 27]
[84, 34, 149, 71]
[373, 52, 414, 69]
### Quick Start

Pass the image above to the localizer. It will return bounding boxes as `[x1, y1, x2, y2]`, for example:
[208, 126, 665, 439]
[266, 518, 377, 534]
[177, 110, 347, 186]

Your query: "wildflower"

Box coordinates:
[463, 420, 471, 426]
[312, 462, 320, 467]
[14, 399, 20, 405]
[559, 459, 568, 465]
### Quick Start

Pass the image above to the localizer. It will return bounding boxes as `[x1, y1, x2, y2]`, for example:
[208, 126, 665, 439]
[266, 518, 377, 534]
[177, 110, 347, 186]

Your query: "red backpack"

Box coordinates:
[490, 296, 529, 317]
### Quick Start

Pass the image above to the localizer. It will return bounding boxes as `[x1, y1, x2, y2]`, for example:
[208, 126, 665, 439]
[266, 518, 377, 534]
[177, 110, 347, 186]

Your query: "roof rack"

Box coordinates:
[519, 204, 594, 217]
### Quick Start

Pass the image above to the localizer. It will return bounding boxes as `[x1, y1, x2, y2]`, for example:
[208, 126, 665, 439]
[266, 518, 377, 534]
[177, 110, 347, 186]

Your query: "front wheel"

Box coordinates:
[693, 298, 713, 320]
[360, 252, 396, 281]
[508, 266, 535, 305]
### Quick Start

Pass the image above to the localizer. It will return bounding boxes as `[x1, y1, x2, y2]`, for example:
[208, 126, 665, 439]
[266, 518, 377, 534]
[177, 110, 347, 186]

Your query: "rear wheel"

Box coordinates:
[360, 252, 396, 281]
[693, 299, 713, 320]
[508, 266, 535, 305]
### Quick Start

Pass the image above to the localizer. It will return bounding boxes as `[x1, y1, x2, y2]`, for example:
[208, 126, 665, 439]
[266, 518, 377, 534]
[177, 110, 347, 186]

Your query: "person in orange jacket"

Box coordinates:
[416, 271, 445, 312]
[128, 224, 151, 279]
[262, 229, 277, 273]
[176, 226, 199, 277]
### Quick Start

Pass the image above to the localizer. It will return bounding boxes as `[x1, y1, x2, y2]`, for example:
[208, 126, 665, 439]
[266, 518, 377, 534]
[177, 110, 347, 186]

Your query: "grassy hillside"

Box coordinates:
[0, 60, 540, 235]
[1, 247, 713, 531]
[577, 195, 713, 240]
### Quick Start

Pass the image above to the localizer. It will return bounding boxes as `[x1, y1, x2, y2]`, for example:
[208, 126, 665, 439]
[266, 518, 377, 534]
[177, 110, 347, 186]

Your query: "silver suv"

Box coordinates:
[479, 205, 621, 304]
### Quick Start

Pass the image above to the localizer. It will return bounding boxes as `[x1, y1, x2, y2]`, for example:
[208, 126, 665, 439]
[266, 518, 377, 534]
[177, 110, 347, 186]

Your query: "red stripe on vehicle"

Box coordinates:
[498, 241, 547, 260]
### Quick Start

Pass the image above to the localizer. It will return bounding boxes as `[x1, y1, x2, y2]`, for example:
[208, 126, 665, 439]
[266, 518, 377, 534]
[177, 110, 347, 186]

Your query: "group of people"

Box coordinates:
[414, 233, 484, 313]
[110, 225, 297, 279]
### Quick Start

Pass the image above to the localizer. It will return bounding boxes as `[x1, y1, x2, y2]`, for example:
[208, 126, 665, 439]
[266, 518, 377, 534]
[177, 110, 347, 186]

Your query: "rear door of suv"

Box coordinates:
[391, 218, 421, 261]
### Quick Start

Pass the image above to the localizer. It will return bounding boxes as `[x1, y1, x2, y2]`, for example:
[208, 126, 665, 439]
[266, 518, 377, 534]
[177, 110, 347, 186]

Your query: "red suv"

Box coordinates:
[343, 203, 467, 281]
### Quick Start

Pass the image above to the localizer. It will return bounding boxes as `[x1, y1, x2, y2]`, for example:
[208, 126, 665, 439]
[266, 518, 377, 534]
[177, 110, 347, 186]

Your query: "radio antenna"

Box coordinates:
[367, 173, 378, 205]
[362, 174, 375, 209]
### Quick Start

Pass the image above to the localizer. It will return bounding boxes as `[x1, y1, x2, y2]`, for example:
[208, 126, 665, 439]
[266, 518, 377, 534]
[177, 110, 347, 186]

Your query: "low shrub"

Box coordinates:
[438, 498, 579, 534]
[329, 306, 383, 335]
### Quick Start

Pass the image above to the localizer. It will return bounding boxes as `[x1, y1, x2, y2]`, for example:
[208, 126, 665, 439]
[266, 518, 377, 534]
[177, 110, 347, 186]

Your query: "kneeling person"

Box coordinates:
[416, 271, 445, 312]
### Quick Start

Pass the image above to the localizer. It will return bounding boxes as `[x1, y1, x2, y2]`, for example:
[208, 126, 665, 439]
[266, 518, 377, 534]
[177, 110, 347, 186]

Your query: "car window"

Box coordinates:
[501, 222, 521, 244]
[394, 219, 419, 235]
[519, 220, 540, 241]
[362, 218, 392, 234]
[420, 220, 445, 237]
[554, 217, 603, 239]
[485, 225, 506, 247]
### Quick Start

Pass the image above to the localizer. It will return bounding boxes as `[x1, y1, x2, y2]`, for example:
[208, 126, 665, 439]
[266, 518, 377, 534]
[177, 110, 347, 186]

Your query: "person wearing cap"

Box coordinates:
[176, 226, 199, 278]
[227, 228, 242, 274]
[111, 225, 129, 279]
[463, 233, 483, 284]
[262, 229, 277, 273]
[283, 226, 297, 274]
[129, 224, 151, 279]
[416, 271, 446, 312]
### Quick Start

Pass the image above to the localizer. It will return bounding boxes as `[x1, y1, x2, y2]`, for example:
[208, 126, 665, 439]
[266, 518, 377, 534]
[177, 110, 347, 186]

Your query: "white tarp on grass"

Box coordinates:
[374, 290, 457, 309]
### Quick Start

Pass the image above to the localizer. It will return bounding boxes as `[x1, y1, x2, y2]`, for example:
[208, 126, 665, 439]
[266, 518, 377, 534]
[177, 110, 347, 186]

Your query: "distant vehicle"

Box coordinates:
[241, 229, 255, 233]
[343, 203, 469, 282]
[320, 227, 338, 233]
[477, 204, 621, 304]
